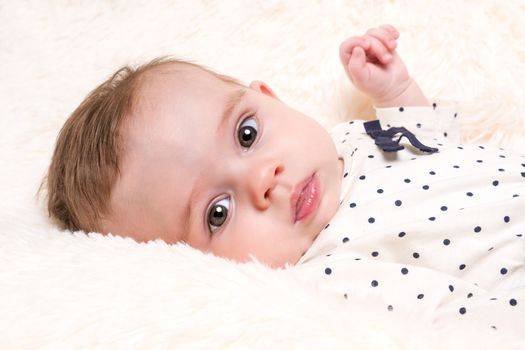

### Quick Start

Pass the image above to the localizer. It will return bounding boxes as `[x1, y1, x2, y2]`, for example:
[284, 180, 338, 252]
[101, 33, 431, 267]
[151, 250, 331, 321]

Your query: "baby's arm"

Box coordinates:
[339, 25, 430, 108]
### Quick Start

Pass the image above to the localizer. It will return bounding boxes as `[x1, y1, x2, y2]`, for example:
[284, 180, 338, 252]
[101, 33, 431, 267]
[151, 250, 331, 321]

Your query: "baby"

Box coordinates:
[47, 25, 422, 267]
[45, 24, 523, 264]
[46, 24, 524, 338]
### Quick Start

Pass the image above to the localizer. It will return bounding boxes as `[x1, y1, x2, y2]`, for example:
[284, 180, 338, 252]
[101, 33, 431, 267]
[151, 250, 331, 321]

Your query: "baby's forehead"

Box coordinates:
[140, 63, 223, 89]
[133, 64, 235, 111]
[125, 63, 239, 138]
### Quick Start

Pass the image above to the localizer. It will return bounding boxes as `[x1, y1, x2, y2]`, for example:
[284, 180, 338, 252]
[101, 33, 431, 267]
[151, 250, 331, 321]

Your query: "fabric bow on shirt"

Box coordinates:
[364, 120, 439, 153]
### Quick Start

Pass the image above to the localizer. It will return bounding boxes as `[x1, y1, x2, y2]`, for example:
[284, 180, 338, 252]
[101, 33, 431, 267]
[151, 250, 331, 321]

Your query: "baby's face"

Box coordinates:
[104, 64, 343, 268]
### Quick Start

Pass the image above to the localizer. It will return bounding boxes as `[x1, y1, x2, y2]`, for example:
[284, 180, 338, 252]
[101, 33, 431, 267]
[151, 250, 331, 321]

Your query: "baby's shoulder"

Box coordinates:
[330, 120, 366, 133]
[329, 120, 368, 140]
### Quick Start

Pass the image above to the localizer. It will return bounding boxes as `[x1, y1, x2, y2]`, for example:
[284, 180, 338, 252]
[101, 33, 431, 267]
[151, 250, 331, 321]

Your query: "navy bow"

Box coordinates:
[363, 120, 438, 153]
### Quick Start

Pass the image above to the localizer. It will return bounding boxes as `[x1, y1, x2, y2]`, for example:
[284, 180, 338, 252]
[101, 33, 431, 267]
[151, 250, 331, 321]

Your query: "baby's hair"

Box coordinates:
[42, 57, 243, 233]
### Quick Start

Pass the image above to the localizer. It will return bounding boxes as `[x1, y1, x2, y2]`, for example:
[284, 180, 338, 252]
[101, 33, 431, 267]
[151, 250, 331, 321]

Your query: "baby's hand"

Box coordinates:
[339, 25, 412, 104]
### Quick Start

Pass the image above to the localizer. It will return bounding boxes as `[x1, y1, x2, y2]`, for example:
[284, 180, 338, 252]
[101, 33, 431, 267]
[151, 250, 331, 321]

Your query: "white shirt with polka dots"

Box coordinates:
[293, 101, 525, 341]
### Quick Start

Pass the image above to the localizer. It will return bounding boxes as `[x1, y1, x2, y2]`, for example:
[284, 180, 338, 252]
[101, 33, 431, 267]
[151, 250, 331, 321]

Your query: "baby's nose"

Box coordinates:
[245, 160, 284, 210]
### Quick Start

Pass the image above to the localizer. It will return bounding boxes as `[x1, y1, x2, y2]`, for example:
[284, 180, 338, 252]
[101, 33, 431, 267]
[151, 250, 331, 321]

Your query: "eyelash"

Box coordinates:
[205, 114, 260, 234]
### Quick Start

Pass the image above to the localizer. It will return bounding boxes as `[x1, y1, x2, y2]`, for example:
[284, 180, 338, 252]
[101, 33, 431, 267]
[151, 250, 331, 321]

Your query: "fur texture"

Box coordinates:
[1, 0, 524, 348]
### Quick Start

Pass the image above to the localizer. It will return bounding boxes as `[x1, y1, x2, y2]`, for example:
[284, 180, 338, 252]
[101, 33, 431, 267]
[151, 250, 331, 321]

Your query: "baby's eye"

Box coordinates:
[207, 196, 231, 233]
[237, 116, 258, 149]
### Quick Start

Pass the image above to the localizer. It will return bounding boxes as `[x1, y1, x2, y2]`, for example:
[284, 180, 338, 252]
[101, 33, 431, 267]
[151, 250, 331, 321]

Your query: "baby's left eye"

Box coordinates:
[237, 116, 258, 149]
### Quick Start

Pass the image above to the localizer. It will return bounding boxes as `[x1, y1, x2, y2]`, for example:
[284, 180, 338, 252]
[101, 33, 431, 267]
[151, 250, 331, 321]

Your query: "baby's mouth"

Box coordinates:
[290, 173, 321, 224]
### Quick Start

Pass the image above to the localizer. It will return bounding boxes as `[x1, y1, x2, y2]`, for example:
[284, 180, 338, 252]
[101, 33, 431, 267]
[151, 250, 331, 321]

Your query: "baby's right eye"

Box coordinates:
[207, 196, 231, 233]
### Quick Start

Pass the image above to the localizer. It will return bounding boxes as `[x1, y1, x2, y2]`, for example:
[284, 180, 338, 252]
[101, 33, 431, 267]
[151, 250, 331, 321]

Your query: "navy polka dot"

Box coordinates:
[398, 231, 406, 238]
[413, 252, 420, 259]
[474, 226, 482, 233]
[377, 188, 384, 193]
[510, 299, 518, 306]
[399, 107, 404, 112]
[500, 268, 508, 275]
[417, 294, 424, 299]
[387, 305, 394, 311]
[368, 217, 375, 224]
[459, 264, 466, 270]
[443, 239, 450, 245]
[401, 267, 409, 275]
[492, 180, 499, 186]
[394, 200, 402, 206]
[404, 178, 411, 183]
[422, 185, 429, 190]
[349, 202, 356, 208]
[440, 206, 448, 211]
[359, 175, 366, 180]
[448, 285, 454, 292]
[459, 307, 466, 315]
[466, 192, 473, 197]
[342, 237, 349, 243]
[504, 216, 510, 223]
[324, 267, 332, 275]
[371, 251, 379, 257]
[371, 280, 379, 287]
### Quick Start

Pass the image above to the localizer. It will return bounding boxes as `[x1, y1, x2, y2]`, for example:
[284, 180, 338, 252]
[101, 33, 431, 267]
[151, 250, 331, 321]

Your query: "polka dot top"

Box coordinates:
[292, 101, 525, 342]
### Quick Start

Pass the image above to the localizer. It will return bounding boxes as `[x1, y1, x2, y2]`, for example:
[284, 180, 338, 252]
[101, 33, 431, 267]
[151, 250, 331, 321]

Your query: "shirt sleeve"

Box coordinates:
[373, 99, 460, 144]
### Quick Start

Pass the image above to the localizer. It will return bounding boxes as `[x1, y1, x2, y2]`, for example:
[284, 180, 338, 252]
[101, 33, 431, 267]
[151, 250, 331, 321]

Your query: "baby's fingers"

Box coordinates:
[366, 26, 398, 52]
[363, 34, 392, 64]
[347, 46, 369, 84]
[382, 24, 399, 39]
[339, 36, 370, 65]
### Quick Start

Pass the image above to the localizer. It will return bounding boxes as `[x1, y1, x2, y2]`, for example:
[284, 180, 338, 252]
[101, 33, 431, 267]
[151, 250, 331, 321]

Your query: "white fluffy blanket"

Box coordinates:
[1, 1, 524, 349]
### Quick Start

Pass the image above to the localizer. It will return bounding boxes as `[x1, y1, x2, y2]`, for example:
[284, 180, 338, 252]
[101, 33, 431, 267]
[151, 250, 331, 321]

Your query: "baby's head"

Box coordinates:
[46, 58, 343, 268]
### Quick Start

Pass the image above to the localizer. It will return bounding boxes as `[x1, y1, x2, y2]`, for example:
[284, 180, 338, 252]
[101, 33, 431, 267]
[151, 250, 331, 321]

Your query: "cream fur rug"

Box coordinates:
[1, 1, 524, 349]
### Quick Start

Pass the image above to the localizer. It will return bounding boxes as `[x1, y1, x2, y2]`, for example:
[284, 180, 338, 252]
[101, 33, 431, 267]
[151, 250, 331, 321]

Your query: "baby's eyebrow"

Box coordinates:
[217, 89, 246, 132]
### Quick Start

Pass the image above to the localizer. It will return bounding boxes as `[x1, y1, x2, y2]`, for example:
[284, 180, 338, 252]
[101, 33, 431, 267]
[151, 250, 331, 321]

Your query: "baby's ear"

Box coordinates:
[249, 80, 279, 100]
